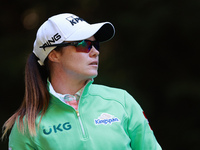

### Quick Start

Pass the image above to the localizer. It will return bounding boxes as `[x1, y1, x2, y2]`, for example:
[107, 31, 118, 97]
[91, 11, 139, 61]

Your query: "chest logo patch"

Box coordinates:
[94, 113, 120, 125]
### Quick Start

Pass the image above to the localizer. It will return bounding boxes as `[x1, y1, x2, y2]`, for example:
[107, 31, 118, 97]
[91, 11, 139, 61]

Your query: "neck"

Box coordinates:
[50, 72, 88, 95]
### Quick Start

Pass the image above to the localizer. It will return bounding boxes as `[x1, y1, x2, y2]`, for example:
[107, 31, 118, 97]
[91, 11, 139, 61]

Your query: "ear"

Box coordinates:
[48, 50, 61, 63]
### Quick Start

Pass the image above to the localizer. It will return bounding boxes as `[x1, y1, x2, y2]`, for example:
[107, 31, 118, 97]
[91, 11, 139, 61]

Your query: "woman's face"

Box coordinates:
[51, 36, 99, 81]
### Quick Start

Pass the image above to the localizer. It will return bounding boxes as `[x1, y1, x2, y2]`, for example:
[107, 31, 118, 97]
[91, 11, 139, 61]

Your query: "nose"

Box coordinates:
[89, 46, 99, 57]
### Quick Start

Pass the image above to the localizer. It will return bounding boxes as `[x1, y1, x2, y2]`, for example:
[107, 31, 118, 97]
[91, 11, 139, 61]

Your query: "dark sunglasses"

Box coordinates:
[40, 40, 100, 53]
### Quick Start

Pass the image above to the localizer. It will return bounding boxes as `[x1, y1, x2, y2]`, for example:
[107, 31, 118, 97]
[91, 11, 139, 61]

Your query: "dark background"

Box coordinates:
[1, 0, 200, 149]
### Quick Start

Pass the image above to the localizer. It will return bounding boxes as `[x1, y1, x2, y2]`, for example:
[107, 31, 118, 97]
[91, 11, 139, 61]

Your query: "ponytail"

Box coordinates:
[2, 53, 50, 139]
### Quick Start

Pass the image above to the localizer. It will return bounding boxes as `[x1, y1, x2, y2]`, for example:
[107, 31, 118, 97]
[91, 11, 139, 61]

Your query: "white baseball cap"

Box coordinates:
[33, 13, 115, 65]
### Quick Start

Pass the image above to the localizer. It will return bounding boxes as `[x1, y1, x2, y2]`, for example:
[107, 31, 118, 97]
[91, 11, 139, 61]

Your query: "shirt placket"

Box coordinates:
[64, 94, 79, 110]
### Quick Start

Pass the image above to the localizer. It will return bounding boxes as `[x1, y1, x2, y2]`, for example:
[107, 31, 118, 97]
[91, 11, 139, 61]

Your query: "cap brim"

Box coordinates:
[65, 22, 115, 42]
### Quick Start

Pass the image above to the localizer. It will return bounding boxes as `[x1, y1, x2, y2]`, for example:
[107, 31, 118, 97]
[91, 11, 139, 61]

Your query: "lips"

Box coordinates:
[89, 61, 98, 65]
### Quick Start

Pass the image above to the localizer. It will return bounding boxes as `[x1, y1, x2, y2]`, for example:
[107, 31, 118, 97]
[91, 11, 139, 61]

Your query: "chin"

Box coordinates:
[87, 72, 98, 79]
[91, 74, 98, 79]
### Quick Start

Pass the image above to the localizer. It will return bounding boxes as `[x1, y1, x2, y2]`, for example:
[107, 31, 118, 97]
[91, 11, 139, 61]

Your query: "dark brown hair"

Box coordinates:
[2, 53, 50, 138]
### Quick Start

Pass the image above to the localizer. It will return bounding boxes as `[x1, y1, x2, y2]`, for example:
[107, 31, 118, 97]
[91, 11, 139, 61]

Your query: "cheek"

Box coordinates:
[61, 54, 86, 69]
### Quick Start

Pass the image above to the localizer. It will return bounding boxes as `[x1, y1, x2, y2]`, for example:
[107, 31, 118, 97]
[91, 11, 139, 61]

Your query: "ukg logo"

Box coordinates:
[42, 122, 71, 135]
[94, 113, 120, 125]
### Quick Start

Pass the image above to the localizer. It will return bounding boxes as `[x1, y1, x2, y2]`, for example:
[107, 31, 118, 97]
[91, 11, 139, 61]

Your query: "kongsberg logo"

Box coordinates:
[94, 113, 120, 125]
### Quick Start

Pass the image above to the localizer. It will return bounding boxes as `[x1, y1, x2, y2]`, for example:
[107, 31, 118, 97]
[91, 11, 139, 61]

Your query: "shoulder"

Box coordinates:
[9, 121, 31, 147]
[90, 84, 124, 92]
[89, 83, 142, 109]
[89, 84, 139, 106]
[9, 118, 42, 149]
[89, 84, 126, 98]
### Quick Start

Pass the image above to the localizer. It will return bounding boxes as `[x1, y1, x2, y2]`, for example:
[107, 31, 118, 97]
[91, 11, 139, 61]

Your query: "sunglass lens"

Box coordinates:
[93, 41, 99, 50]
[76, 40, 99, 53]
[85, 41, 93, 51]
[76, 40, 90, 52]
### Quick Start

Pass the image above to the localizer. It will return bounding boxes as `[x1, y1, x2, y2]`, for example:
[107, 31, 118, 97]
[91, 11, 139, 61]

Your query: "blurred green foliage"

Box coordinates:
[1, 0, 200, 149]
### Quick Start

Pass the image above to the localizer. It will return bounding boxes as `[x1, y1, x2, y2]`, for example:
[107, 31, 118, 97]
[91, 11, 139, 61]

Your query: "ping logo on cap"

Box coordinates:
[41, 33, 61, 50]
[66, 16, 85, 26]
